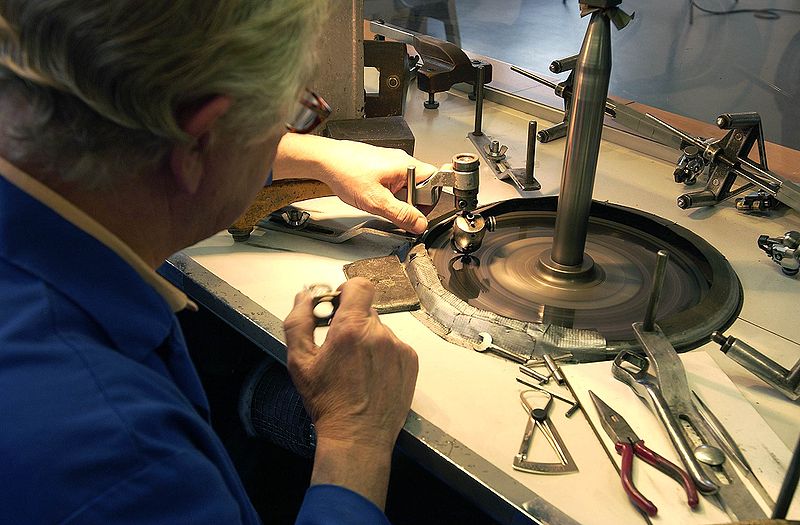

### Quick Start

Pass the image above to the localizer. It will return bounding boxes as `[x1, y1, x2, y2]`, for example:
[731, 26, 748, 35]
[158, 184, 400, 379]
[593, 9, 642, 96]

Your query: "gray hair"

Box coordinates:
[0, 1, 326, 187]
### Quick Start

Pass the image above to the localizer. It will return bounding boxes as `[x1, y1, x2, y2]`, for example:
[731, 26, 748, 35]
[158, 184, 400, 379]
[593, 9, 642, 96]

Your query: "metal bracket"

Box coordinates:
[369, 20, 492, 109]
[648, 112, 800, 213]
[364, 39, 409, 118]
[467, 132, 540, 192]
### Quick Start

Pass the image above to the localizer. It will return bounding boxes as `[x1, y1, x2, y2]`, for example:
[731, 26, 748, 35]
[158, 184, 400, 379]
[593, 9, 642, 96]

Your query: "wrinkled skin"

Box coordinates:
[284, 277, 418, 449]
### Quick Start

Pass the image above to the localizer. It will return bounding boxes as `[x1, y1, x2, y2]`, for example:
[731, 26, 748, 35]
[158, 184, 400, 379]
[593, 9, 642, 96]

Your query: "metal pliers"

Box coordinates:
[589, 391, 698, 516]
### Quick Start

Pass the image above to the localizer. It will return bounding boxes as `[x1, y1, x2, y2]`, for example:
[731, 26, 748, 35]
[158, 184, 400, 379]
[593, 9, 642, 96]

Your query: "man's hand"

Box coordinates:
[284, 278, 419, 509]
[274, 134, 437, 234]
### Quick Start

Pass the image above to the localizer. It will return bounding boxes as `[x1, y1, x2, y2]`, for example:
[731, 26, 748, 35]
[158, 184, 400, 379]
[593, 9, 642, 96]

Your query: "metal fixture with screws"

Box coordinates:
[758, 231, 800, 276]
[648, 112, 800, 214]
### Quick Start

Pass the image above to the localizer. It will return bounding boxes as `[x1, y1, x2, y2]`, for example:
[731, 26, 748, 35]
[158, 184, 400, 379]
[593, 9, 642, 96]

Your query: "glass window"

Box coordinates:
[365, 0, 800, 151]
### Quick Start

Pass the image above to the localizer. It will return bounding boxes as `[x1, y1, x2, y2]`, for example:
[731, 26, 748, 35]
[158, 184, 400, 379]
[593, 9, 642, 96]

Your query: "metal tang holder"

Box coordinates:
[612, 350, 718, 495]
[612, 251, 768, 521]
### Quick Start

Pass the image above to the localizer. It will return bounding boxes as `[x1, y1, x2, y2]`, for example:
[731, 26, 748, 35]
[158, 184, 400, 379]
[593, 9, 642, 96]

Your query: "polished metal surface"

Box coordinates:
[694, 444, 726, 467]
[451, 213, 495, 255]
[549, 11, 611, 268]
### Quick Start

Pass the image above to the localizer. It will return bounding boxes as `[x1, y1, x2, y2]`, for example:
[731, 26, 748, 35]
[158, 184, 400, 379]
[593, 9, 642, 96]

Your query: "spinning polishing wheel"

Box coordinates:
[423, 197, 741, 350]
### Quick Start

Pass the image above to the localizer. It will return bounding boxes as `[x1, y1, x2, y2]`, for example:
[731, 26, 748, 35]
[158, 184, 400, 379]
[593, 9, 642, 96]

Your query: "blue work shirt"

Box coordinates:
[0, 169, 389, 524]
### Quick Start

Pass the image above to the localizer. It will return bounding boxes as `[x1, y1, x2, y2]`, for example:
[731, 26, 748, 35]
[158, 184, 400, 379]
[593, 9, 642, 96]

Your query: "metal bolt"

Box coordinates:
[424, 92, 439, 109]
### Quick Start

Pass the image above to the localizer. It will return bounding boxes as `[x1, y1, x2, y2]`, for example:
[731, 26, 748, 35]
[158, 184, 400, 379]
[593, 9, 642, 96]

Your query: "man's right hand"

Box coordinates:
[283, 277, 419, 509]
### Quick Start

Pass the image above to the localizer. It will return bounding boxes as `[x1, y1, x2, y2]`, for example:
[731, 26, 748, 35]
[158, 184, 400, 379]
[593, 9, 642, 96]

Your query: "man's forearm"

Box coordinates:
[310, 437, 394, 510]
[272, 134, 333, 182]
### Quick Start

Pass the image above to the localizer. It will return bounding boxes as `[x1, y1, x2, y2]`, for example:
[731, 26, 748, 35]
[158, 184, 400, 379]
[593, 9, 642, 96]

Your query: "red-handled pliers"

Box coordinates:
[589, 391, 699, 517]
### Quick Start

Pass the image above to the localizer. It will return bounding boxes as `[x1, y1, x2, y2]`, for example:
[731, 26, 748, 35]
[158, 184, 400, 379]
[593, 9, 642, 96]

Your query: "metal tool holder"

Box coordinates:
[511, 60, 575, 144]
[758, 230, 800, 276]
[612, 250, 768, 521]
[369, 20, 492, 111]
[647, 112, 800, 214]
[712, 331, 800, 401]
[466, 66, 541, 192]
[410, 153, 499, 256]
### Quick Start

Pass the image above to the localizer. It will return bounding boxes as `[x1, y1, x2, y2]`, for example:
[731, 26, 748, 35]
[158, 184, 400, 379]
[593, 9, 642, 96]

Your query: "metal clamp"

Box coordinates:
[758, 231, 800, 276]
[411, 153, 480, 212]
[647, 112, 800, 214]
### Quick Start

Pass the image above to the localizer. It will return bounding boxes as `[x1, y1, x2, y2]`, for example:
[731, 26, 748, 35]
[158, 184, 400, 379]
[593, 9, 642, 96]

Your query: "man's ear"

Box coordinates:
[169, 95, 232, 194]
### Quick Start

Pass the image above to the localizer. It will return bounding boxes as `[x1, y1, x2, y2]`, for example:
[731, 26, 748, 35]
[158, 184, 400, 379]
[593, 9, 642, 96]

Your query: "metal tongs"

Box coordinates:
[612, 251, 767, 521]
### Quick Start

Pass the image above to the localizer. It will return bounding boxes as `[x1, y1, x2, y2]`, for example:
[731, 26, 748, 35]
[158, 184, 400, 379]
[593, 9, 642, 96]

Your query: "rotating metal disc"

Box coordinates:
[423, 197, 741, 348]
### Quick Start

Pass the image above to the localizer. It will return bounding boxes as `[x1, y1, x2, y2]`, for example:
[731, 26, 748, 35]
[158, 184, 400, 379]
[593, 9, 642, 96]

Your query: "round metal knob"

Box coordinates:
[694, 444, 726, 466]
[452, 153, 480, 172]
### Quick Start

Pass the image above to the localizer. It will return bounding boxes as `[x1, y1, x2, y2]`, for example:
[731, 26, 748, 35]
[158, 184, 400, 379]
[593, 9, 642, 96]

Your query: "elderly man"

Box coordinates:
[0, 1, 434, 523]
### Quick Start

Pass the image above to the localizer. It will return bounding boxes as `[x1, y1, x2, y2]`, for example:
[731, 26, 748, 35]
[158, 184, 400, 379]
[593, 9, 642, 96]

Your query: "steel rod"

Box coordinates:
[643, 250, 669, 331]
[526, 120, 537, 184]
[473, 65, 485, 136]
[510, 65, 559, 91]
[550, 12, 612, 267]
[406, 166, 416, 206]
[773, 435, 800, 519]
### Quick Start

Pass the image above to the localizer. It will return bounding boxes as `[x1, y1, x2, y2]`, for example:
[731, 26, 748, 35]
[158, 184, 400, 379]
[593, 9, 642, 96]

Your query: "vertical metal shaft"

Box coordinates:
[473, 65, 485, 136]
[525, 120, 537, 184]
[550, 12, 612, 267]
[406, 165, 416, 206]
[643, 250, 669, 331]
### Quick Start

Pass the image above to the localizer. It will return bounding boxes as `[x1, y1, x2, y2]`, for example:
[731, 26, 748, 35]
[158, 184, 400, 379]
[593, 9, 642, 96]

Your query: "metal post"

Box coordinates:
[549, 12, 612, 268]
[473, 65, 485, 136]
[643, 250, 669, 331]
[406, 166, 416, 206]
[525, 120, 537, 184]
